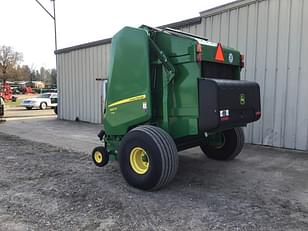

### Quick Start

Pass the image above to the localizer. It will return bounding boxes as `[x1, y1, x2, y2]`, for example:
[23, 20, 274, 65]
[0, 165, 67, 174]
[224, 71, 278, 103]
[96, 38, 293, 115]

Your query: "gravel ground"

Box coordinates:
[0, 132, 308, 231]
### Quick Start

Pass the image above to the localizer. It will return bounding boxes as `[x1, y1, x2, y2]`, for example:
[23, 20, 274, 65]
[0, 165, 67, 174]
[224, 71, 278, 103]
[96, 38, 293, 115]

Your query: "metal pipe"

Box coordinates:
[51, 0, 58, 51]
[34, 0, 54, 20]
[34, 0, 57, 51]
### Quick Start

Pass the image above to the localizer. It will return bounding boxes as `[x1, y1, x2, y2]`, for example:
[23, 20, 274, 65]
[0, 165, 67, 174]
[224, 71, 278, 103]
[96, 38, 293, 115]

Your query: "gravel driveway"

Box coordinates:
[0, 132, 307, 231]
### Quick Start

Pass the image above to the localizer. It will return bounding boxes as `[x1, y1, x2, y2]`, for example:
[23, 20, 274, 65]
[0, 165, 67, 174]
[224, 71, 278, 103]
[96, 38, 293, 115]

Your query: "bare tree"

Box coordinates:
[0, 46, 23, 83]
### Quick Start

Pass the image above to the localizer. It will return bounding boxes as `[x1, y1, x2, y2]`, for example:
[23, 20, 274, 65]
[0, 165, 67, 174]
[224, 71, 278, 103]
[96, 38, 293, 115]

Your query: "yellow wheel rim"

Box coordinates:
[94, 151, 103, 164]
[129, 147, 149, 175]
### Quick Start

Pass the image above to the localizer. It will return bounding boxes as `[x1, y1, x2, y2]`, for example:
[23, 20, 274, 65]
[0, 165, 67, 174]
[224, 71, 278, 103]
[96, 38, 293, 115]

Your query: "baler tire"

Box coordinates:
[200, 127, 244, 161]
[92, 146, 109, 167]
[118, 125, 178, 191]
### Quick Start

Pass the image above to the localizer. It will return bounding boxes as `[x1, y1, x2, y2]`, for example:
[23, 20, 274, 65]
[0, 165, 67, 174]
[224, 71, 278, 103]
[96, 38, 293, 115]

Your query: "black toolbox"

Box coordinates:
[198, 78, 261, 132]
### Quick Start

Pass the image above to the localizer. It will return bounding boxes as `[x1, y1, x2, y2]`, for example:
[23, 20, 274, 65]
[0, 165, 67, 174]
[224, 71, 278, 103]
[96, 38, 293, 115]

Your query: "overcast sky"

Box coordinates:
[0, 0, 234, 69]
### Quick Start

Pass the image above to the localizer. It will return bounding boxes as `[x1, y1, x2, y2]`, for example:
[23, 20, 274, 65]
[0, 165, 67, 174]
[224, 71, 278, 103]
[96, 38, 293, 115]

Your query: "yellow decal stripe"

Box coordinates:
[108, 94, 146, 108]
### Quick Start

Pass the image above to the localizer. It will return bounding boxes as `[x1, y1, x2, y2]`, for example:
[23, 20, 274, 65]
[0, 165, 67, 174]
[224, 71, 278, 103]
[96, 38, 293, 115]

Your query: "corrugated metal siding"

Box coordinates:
[179, 23, 203, 36]
[56, 43, 111, 123]
[200, 0, 308, 150]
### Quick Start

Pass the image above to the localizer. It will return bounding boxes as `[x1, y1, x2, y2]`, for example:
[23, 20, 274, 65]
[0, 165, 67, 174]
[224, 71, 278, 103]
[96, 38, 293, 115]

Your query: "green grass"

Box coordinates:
[5, 98, 22, 107]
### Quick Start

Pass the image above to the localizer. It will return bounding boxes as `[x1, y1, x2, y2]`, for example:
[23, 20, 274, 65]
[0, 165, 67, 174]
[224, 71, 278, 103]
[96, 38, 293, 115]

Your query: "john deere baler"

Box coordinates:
[92, 26, 261, 190]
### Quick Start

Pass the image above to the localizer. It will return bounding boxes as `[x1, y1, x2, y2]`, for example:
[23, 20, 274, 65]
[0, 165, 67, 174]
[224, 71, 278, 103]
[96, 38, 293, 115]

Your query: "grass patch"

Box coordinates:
[5, 98, 22, 107]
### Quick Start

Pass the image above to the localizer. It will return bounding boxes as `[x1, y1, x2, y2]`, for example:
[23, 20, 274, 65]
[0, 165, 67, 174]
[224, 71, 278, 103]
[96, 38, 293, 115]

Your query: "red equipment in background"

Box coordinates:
[0, 82, 13, 101]
[22, 86, 33, 94]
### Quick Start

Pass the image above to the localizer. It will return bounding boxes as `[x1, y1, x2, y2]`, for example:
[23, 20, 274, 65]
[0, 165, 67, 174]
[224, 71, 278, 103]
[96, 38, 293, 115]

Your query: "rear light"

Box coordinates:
[256, 111, 261, 118]
[240, 54, 245, 68]
[220, 109, 230, 122]
[196, 43, 202, 63]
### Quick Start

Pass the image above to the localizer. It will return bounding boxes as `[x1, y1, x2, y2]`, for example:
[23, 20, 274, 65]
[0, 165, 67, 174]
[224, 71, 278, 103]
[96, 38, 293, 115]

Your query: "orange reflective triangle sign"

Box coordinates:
[215, 43, 225, 62]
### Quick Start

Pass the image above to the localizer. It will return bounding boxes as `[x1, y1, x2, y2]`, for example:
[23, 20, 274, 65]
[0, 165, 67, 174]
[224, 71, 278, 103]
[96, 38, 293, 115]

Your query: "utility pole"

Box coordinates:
[51, 0, 57, 51]
[34, 0, 59, 114]
[34, 0, 57, 51]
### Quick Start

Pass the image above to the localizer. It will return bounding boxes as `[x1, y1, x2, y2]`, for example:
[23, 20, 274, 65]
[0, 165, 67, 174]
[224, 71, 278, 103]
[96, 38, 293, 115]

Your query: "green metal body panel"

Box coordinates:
[103, 26, 242, 154]
[104, 27, 152, 136]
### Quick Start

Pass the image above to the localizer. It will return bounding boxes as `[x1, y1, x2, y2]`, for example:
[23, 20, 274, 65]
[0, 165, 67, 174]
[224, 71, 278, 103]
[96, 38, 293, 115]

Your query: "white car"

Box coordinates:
[21, 93, 58, 110]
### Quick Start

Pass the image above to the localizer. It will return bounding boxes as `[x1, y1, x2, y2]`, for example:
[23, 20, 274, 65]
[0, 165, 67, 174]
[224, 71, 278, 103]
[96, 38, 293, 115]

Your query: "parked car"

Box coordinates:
[21, 93, 57, 110]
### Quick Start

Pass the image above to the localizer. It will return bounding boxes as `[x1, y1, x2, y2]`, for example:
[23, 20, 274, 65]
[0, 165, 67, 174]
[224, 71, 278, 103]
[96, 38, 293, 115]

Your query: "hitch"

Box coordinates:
[97, 130, 106, 141]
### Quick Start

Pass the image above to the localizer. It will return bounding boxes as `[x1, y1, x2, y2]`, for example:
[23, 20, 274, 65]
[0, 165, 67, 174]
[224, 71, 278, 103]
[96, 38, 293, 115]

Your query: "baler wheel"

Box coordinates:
[119, 125, 178, 191]
[200, 127, 244, 161]
[92, 146, 109, 167]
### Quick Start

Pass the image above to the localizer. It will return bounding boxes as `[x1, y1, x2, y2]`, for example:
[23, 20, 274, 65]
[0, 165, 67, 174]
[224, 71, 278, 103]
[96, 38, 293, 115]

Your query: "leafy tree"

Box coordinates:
[0, 46, 23, 82]
[0, 45, 56, 87]
[22, 65, 32, 82]
[40, 67, 46, 82]
[35, 70, 40, 81]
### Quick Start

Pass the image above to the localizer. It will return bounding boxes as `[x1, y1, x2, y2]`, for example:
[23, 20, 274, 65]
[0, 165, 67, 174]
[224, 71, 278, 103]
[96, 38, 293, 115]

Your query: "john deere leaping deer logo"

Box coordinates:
[240, 94, 246, 105]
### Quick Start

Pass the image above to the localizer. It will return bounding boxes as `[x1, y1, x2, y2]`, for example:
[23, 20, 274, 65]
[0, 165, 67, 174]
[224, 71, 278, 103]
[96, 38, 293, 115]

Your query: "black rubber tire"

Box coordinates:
[118, 125, 178, 191]
[92, 146, 109, 167]
[200, 127, 244, 161]
[40, 102, 47, 110]
[26, 106, 33, 110]
[54, 106, 57, 114]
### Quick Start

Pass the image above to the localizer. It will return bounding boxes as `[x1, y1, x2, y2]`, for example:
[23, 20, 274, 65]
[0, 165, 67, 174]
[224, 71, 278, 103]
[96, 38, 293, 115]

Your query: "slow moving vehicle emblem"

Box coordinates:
[215, 43, 225, 62]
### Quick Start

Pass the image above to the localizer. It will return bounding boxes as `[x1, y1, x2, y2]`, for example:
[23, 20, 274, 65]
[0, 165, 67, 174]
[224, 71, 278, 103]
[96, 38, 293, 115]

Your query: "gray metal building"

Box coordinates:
[55, 0, 308, 151]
